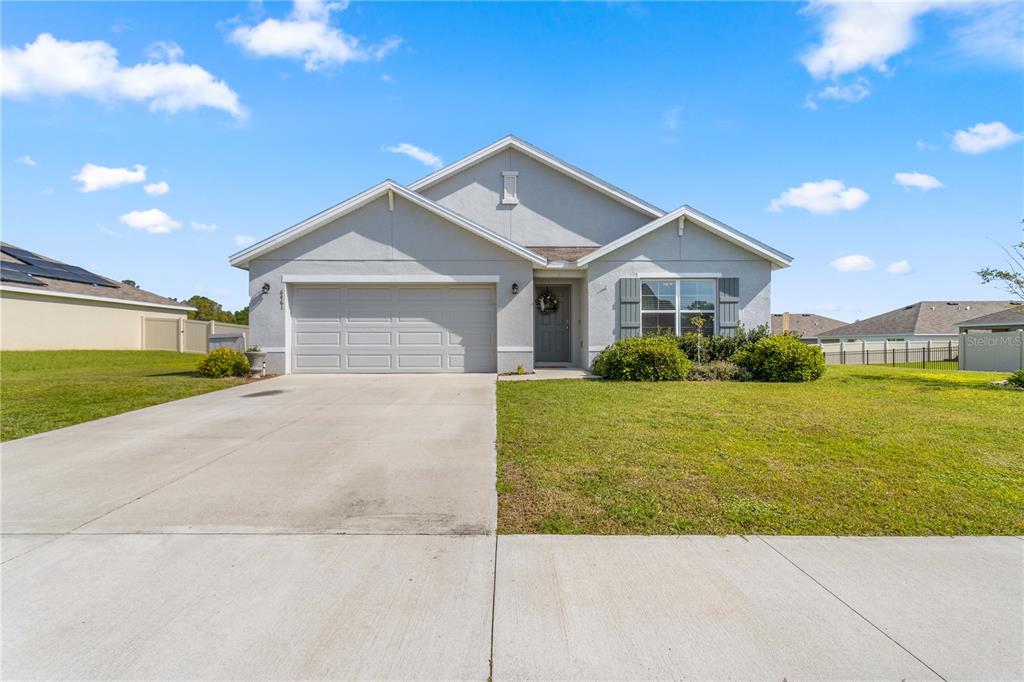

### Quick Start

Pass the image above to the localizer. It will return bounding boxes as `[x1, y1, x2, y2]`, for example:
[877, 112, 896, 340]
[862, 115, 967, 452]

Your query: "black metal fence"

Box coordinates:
[823, 343, 959, 370]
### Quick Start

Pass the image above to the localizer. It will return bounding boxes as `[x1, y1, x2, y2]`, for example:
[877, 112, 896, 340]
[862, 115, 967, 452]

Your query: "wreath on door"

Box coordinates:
[536, 288, 560, 315]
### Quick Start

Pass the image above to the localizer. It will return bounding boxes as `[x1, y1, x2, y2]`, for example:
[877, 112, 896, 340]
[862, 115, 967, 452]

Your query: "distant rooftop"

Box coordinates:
[0, 242, 191, 309]
[823, 301, 1023, 338]
[957, 306, 1024, 329]
[771, 313, 847, 338]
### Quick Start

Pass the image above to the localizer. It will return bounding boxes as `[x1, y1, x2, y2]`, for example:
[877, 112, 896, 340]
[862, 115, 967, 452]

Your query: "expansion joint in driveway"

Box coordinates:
[756, 535, 948, 681]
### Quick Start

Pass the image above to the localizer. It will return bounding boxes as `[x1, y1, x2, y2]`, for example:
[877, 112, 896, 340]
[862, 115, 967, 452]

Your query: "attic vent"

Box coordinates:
[501, 171, 518, 205]
[946, 302, 959, 305]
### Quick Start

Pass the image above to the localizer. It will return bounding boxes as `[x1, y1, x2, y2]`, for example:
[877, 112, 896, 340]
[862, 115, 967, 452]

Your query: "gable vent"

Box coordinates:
[501, 171, 519, 205]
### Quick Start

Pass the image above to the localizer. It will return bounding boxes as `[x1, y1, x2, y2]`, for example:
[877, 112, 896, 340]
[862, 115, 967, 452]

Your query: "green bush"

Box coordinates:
[593, 336, 693, 381]
[733, 335, 825, 382]
[678, 324, 770, 363]
[196, 348, 249, 378]
[1008, 369, 1024, 389]
[686, 361, 751, 382]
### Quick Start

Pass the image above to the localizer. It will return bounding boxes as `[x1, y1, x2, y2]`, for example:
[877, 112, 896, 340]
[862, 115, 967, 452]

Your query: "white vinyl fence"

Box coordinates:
[959, 331, 1024, 372]
[143, 318, 249, 354]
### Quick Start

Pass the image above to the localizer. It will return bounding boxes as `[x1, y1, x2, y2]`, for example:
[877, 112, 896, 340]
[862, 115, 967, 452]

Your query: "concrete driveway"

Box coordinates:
[2, 374, 498, 679]
[3, 375, 1022, 680]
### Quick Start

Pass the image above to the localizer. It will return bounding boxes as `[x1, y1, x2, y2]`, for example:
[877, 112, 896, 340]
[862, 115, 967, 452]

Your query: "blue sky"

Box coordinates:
[3, 1, 1022, 319]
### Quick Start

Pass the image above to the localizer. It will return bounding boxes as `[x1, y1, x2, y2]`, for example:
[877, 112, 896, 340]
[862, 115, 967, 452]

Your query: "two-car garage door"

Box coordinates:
[291, 285, 497, 373]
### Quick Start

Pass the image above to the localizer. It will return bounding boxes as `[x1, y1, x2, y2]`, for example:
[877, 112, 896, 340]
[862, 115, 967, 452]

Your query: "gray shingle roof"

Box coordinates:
[771, 313, 847, 338]
[824, 301, 1022, 337]
[0, 242, 191, 309]
[957, 306, 1024, 329]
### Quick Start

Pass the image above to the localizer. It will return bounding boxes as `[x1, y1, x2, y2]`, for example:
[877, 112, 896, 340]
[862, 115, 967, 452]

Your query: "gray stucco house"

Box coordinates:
[230, 136, 792, 374]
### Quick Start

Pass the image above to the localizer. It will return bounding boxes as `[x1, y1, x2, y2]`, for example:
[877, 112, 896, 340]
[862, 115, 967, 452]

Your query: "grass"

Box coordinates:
[0, 350, 246, 441]
[497, 365, 1024, 536]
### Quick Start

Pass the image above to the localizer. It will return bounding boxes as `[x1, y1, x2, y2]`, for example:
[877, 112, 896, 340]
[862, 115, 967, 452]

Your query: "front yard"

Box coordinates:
[0, 351, 245, 441]
[497, 365, 1024, 535]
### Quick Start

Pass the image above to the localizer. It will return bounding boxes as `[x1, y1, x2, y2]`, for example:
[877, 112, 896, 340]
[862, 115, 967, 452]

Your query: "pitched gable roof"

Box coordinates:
[575, 204, 793, 268]
[229, 180, 548, 268]
[771, 313, 847, 338]
[825, 301, 1021, 337]
[408, 135, 665, 219]
[0, 242, 192, 310]
[957, 305, 1024, 329]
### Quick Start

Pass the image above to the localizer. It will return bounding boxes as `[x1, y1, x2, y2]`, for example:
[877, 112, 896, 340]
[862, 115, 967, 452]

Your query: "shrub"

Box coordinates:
[687, 361, 751, 382]
[1008, 369, 1024, 389]
[733, 335, 825, 382]
[593, 336, 693, 381]
[678, 324, 770, 363]
[196, 348, 249, 378]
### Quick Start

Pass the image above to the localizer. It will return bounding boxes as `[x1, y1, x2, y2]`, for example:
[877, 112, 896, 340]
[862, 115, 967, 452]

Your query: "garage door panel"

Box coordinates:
[292, 285, 496, 373]
[296, 332, 341, 346]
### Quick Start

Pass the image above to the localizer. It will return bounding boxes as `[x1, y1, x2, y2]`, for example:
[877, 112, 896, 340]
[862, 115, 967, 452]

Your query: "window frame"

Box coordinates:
[640, 278, 718, 336]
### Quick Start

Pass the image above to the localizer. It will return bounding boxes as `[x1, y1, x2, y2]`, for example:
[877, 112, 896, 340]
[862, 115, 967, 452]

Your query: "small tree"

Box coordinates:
[689, 313, 707, 364]
[184, 295, 234, 323]
[121, 279, 139, 288]
[977, 228, 1024, 301]
[232, 306, 249, 325]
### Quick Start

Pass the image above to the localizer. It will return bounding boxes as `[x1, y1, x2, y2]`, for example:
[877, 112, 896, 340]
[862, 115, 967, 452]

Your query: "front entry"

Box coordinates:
[534, 284, 572, 364]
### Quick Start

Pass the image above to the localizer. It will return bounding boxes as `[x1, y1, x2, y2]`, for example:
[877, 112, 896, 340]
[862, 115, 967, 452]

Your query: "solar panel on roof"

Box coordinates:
[0, 267, 46, 286]
[0, 246, 118, 288]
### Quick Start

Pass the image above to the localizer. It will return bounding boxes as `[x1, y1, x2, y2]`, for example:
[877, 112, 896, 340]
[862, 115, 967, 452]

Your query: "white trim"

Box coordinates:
[229, 180, 547, 268]
[408, 136, 664, 218]
[281, 274, 500, 284]
[282, 283, 292, 374]
[532, 269, 586, 278]
[576, 204, 793, 268]
[0, 285, 195, 312]
[588, 345, 608, 352]
[636, 272, 723, 279]
[260, 346, 286, 353]
[498, 346, 532, 353]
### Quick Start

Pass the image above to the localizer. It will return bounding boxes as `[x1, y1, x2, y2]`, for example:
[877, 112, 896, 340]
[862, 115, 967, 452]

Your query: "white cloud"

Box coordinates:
[830, 254, 876, 272]
[73, 163, 146, 192]
[1, 33, 246, 119]
[145, 40, 184, 62]
[191, 221, 218, 231]
[951, 121, 1024, 154]
[143, 180, 169, 195]
[40, 187, 54, 195]
[119, 208, 181, 234]
[16, 154, 36, 166]
[229, 1, 402, 72]
[887, 259, 912, 274]
[805, 76, 870, 109]
[800, 2, 1023, 81]
[233, 234, 256, 246]
[916, 139, 938, 151]
[800, 1, 928, 80]
[894, 171, 943, 191]
[767, 179, 869, 214]
[384, 142, 442, 169]
[380, 73, 393, 83]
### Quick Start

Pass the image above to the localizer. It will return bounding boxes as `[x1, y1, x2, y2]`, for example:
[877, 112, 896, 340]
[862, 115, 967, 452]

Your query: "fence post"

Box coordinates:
[1020, 330, 1024, 371]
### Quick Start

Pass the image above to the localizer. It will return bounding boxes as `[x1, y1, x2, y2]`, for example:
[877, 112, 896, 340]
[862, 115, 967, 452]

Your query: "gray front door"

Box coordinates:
[535, 285, 572, 363]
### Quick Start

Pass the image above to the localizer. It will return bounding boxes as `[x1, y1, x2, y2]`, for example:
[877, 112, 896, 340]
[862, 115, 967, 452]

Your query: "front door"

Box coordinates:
[535, 284, 572, 364]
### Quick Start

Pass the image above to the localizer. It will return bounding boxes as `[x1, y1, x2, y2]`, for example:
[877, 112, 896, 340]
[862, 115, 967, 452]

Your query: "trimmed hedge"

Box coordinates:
[687, 361, 751, 382]
[733, 335, 825, 382]
[196, 348, 249, 378]
[678, 324, 770, 363]
[593, 336, 693, 381]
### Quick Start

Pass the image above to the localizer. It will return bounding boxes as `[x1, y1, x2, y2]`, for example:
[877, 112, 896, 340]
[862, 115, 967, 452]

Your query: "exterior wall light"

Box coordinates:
[512, 282, 519, 295]
[261, 282, 271, 295]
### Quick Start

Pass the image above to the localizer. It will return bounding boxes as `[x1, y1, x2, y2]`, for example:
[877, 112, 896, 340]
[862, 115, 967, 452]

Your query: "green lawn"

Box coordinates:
[0, 351, 246, 441]
[497, 365, 1024, 536]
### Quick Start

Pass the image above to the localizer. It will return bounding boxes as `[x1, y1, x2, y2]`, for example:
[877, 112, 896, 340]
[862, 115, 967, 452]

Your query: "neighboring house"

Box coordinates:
[815, 300, 1020, 344]
[0, 243, 193, 351]
[957, 305, 1024, 333]
[771, 312, 846, 341]
[229, 136, 792, 374]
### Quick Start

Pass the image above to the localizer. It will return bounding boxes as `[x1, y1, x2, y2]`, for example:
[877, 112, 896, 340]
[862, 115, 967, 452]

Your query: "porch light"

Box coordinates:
[512, 282, 519, 295]
[261, 282, 271, 295]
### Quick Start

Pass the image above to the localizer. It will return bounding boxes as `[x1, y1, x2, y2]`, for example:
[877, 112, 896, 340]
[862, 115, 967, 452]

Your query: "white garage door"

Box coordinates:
[290, 285, 497, 373]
